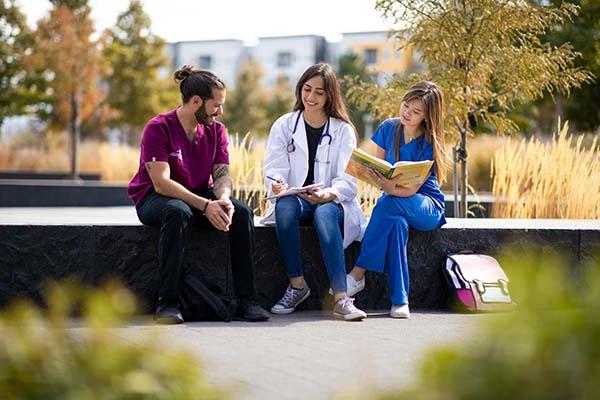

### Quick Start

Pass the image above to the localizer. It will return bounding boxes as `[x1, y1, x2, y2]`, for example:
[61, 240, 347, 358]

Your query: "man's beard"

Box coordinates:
[194, 105, 214, 126]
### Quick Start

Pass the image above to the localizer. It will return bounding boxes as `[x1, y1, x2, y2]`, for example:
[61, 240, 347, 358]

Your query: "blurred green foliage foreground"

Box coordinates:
[1, 251, 599, 400]
[367, 250, 600, 400]
[0, 282, 227, 400]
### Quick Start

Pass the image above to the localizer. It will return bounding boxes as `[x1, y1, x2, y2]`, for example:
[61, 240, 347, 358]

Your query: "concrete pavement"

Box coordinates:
[87, 311, 492, 400]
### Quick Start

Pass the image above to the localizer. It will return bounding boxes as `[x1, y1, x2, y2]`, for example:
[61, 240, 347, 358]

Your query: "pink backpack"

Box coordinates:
[444, 253, 514, 312]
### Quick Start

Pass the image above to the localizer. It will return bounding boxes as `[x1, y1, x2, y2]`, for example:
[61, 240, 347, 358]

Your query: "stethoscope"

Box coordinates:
[286, 111, 333, 156]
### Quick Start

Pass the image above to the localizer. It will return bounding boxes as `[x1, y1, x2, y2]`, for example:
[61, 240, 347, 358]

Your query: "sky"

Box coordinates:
[18, 0, 394, 44]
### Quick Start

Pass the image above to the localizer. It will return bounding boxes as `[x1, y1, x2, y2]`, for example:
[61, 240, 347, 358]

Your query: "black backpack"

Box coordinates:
[178, 272, 238, 322]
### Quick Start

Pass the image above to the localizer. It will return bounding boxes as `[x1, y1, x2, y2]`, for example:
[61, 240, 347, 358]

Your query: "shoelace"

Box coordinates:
[339, 297, 356, 310]
[280, 286, 298, 305]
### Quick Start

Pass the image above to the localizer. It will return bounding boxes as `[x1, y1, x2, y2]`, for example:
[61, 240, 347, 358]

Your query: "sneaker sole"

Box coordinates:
[333, 311, 367, 321]
[270, 288, 311, 314]
[154, 316, 184, 324]
[390, 312, 410, 319]
[270, 307, 295, 315]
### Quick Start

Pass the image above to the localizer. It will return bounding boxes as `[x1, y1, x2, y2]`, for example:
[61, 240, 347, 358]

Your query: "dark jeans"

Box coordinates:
[136, 188, 257, 305]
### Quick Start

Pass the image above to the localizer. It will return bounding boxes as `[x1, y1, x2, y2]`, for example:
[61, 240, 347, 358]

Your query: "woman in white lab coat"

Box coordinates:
[262, 63, 367, 321]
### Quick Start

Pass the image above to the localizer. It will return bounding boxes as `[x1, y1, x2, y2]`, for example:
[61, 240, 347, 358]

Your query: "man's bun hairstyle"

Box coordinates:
[173, 65, 226, 103]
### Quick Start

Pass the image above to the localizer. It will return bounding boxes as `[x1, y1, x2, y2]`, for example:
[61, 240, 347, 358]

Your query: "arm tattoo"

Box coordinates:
[212, 163, 232, 198]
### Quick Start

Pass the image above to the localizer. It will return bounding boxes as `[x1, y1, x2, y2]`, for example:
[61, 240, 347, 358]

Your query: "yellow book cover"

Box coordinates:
[345, 148, 433, 187]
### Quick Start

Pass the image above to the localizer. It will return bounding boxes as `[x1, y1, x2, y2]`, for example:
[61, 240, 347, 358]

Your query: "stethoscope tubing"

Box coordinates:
[287, 111, 332, 153]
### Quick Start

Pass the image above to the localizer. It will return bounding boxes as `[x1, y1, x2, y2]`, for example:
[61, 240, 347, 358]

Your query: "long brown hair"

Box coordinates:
[293, 63, 357, 137]
[393, 81, 448, 183]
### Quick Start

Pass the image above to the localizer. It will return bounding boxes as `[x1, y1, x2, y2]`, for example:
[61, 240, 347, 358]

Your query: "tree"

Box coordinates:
[533, 0, 600, 133]
[28, 1, 102, 179]
[337, 51, 371, 139]
[263, 75, 295, 131]
[220, 60, 270, 137]
[347, 0, 593, 217]
[0, 0, 45, 126]
[103, 0, 176, 145]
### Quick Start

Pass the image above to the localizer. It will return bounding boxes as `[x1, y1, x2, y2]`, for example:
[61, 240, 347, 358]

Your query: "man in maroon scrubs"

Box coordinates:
[128, 65, 269, 324]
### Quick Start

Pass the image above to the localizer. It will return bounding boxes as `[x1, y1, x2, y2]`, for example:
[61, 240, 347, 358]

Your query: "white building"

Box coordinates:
[165, 32, 420, 89]
[166, 39, 249, 88]
[251, 35, 327, 87]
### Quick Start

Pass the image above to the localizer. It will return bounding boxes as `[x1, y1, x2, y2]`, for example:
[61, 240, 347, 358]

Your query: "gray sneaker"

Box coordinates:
[270, 284, 310, 314]
[333, 297, 367, 321]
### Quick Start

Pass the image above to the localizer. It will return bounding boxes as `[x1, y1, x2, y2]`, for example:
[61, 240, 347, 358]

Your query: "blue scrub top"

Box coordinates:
[371, 118, 446, 211]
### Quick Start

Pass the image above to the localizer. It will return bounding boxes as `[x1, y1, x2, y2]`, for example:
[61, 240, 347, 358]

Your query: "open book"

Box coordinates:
[345, 148, 433, 187]
[265, 182, 324, 201]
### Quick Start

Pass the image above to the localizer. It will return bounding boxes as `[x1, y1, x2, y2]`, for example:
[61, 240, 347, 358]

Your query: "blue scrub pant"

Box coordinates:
[356, 194, 444, 305]
[274, 196, 347, 293]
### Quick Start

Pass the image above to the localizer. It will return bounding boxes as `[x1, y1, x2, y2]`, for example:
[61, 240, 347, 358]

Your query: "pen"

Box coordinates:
[266, 176, 283, 184]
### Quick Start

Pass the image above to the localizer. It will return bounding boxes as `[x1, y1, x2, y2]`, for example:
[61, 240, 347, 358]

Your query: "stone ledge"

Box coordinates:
[1, 211, 598, 312]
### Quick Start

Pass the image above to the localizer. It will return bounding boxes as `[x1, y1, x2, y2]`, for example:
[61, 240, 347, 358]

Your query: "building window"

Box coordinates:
[364, 48, 377, 65]
[277, 51, 292, 67]
[198, 55, 212, 69]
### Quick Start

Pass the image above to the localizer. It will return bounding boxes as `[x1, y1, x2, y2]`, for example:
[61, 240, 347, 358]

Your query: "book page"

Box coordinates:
[389, 160, 433, 185]
[352, 148, 393, 171]
[265, 182, 324, 201]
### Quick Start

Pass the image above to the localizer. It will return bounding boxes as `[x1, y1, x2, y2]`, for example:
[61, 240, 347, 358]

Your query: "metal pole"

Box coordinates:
[453, 146, 459, 218]
[70, 92, 80, 180]
[460, 122, 468, 218]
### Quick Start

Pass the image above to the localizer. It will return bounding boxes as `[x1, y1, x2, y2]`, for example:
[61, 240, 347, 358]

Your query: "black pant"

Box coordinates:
[136, 188, 257, 305]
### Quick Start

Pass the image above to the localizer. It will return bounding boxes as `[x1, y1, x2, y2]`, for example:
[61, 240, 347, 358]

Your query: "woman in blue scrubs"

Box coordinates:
[345, 81, 448, 318]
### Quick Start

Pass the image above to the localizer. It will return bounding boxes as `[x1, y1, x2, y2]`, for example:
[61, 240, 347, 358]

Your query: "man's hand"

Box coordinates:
[205, 199, 233, 231]
[298, 188, 335, 204]
[219, 197, 235, 221]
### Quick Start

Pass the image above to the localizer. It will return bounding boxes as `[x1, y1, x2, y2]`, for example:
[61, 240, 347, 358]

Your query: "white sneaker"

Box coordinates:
[390, 304, 410, 319]
[333, 297, 367, 321]
[329, 274, 366, 297]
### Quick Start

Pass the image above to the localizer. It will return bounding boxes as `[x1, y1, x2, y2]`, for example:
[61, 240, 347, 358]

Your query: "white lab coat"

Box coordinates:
[261, 111, 367, 248]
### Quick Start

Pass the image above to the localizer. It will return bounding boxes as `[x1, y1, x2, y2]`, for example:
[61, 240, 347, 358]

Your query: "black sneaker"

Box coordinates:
[236, 302, 270, 322]
[154, 298, 184, 325]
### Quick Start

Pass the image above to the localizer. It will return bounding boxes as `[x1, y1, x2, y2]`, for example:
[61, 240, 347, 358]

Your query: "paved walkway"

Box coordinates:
[75, 311, 492, 400]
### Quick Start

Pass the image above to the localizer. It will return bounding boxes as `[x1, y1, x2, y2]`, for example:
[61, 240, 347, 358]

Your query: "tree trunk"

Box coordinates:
[453, 118, 469, 218]
[554, 93, 563, 132]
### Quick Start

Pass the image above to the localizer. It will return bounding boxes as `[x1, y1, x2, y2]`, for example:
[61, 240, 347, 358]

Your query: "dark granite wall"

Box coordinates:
[1, 224, 597, 312]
